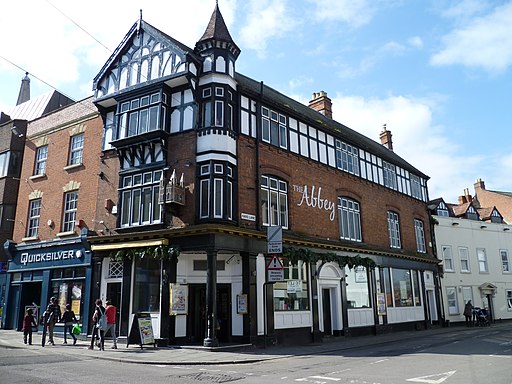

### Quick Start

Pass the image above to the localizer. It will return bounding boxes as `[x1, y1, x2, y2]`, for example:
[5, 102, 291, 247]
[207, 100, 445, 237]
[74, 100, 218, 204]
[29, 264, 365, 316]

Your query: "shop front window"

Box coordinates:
[345, 266, 371, 308]
[51, 278, 84, 321]
[391, 268, 413, 307]
[273, 260, 309, 311]
[133, 257, 160, 313]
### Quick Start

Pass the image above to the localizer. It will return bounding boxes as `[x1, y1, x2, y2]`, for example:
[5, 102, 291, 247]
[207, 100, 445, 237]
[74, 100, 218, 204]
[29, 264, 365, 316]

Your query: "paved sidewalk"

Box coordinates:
[0, 323, 504, 365]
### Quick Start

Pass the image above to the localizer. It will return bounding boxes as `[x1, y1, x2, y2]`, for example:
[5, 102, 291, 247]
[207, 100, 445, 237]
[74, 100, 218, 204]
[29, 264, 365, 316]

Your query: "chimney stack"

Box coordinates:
[458, 195, 467, 204]
[474, 178, 485, 192]
[16, 72, 31, 106]
[308, 91, 332, 119]
[464, 188, 472, 203]
[379, 124, 393, 151]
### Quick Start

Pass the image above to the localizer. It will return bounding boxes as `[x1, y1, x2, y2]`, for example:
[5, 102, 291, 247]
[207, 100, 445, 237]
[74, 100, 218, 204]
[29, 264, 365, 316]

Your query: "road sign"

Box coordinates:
[267, 226, 282, 253]
[267, 254, 284, 282]
[267, 254, 284, 270]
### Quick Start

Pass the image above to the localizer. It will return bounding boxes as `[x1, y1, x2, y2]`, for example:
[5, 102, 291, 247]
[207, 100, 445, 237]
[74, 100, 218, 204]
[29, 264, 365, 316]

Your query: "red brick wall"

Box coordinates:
[237, 137, 433, 256]
[13, 114, 103, 241]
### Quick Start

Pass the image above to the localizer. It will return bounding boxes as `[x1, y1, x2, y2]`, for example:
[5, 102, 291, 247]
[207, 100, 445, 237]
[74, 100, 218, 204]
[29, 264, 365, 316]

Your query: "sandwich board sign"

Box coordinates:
[267, 254, 284, 282]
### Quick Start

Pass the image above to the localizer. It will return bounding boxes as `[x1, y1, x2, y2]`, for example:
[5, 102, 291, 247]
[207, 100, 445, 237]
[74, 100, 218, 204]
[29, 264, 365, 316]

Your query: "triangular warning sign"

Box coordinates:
[267, 254, 284, 270]
[406, 371, 456, 384]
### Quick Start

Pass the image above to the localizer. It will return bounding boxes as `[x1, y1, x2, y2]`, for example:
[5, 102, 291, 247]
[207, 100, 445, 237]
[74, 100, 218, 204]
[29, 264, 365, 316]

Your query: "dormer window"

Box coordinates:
[466, 205, 478, 221]
[437, 201, 450, 216]
[490, 209, 502, 223]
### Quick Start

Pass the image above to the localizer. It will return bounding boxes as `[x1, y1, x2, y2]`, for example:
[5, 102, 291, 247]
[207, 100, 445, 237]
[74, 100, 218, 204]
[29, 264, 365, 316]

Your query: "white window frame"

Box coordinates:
[261, 175, 288, 229]
[335, 139, 359, 176]
[35, 145, 48, 175]
[462, 286, 473, 306]
[27, 199, 42, 238]
[442, 246, 454, 272]
[414, 219, 426, 253]
[69, 134, 84, 166]
[501, 250, 510, 273]
[62, 191, 78, 232]
[446, 286, 459, 315]
[477, 248, 488, 273]
[383, 161, 397, 190]
[387, 211, 401, 249]
[458, 247, 470, 272]
[338, 197, 362, 242]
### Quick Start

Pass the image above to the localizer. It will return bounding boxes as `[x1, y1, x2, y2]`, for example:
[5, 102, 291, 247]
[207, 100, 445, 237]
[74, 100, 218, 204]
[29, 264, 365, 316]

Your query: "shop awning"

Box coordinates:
[90, 239, 168, 251]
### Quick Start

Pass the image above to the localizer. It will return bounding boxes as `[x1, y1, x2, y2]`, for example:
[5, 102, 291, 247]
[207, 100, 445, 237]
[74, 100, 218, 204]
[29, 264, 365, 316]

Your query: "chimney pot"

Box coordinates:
[379, 125, 393, 151]
[308, 91, 332, 119]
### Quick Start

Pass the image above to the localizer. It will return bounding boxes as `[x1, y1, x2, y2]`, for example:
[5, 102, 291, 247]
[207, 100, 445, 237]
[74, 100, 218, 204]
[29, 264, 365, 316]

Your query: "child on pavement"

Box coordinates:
[22, 308, 38, 345]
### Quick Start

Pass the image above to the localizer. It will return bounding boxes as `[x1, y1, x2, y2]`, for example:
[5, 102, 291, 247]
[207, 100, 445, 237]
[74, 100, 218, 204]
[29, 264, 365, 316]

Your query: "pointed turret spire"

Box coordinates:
[16, 72, 30, 105]
[196, 2, 240, 59]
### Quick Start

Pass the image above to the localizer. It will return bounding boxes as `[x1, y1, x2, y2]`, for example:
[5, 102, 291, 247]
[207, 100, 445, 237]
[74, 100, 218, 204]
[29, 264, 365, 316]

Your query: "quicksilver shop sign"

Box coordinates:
[20, 250, 83, 266]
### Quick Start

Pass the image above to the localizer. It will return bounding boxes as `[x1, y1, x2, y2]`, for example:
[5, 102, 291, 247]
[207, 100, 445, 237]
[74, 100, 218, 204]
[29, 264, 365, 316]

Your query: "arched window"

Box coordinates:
[337, 197, 362, 242]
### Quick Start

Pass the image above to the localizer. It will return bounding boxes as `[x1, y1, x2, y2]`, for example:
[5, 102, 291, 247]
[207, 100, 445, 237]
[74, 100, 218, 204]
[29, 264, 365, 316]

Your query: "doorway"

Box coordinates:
[9, 282, 42, 331]
[188, 284, 231, 344]
[106, 282, 122, 336]
[322, 288, 332, 335]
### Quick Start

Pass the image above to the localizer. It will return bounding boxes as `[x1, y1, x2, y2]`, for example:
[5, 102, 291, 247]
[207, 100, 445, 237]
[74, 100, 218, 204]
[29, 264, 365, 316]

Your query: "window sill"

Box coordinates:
[22, 236, 39, 242]
[63, 163, 83, 171]
[29, 174, 46, 181]
[56, 230, 77, 237]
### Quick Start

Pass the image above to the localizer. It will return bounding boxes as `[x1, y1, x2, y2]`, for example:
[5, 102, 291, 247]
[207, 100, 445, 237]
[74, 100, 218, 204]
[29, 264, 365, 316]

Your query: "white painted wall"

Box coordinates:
[435, 215, 512, 322]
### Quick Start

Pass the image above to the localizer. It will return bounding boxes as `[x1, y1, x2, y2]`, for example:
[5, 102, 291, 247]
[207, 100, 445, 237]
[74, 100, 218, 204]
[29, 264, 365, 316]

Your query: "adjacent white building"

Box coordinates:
[430, 197, 512, 324]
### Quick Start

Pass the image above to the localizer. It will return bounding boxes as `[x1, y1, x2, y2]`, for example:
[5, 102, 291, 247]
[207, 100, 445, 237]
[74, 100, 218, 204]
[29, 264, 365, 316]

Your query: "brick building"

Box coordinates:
[0, 74, 73, 325]
[84, 4, 440, 346]
[473, 179, 512, 224]
[3, 97, 102, 333]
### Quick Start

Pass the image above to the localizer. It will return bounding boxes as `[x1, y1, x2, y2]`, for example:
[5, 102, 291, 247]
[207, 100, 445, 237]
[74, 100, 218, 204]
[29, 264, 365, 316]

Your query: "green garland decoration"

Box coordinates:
[282, 246, 376, 270]
[109, 244, 180, 263]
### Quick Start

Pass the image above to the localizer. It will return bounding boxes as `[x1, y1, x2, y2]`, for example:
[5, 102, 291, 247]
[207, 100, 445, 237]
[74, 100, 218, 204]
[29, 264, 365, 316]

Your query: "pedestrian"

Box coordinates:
[22, 308, 38, 345]
[45, 297, 61, 346]
[61, 303, 78, 345]
[89, 299, 105, 351]
[463, 300, 473, 327]
[105, 299, 118, 349]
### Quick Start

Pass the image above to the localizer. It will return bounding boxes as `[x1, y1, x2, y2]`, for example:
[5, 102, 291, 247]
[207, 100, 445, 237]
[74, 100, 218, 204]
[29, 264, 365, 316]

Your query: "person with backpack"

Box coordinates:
[88, 299, 106, 350]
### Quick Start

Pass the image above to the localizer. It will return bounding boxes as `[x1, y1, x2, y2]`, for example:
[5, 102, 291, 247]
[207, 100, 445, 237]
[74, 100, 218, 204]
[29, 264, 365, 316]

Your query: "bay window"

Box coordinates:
[120, 170, 162, 227]
[117, 92, 167, 139]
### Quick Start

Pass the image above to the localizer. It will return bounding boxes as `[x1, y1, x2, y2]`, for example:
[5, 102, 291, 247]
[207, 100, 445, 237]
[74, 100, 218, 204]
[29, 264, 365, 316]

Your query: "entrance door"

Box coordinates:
[322, 288, 332, 335]
[188, 284, 231, 344]
[106, 282, 122, 336]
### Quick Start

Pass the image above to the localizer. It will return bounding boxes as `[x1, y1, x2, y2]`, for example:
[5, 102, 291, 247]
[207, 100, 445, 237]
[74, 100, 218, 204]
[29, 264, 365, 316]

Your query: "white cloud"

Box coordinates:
[239, 0, 297, 57]
[308, 0, 375, 27]
[288, 76, 314, 90]
[330, 93, 491, 201]
[441, 0, 492, 20]
[431, 2, 512, 73]
[407, 36, 423, 49]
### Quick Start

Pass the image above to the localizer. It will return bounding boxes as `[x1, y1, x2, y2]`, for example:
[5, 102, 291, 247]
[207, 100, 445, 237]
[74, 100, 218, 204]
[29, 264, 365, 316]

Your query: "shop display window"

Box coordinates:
[273, 260, 309, 311]
[133, 257, 160, 313]
[345, 266, 371, 308]
[51, 280, 84, 321]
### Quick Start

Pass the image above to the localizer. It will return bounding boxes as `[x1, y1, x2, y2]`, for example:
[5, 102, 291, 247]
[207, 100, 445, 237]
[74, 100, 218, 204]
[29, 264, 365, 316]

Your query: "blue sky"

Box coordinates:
[1, 0, 511, 203]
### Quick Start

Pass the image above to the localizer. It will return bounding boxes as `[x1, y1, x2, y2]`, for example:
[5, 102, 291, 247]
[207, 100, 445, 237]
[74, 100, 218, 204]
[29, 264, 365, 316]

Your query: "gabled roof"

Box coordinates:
[4, 90, 74, 121]
[449, 202, 471, 217]
[93, 19, 200, 86]
[428, 197, 445, 211]
[235, 72, 429, 179]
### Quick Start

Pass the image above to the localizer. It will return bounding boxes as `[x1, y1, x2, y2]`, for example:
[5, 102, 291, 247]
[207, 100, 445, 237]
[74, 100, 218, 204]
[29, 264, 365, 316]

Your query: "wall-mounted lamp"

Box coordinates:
[11, 126, 24, 138]
[184, 160, 193, 167]
[452, 222, 459, 226]
[480, 225, 487, 229]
